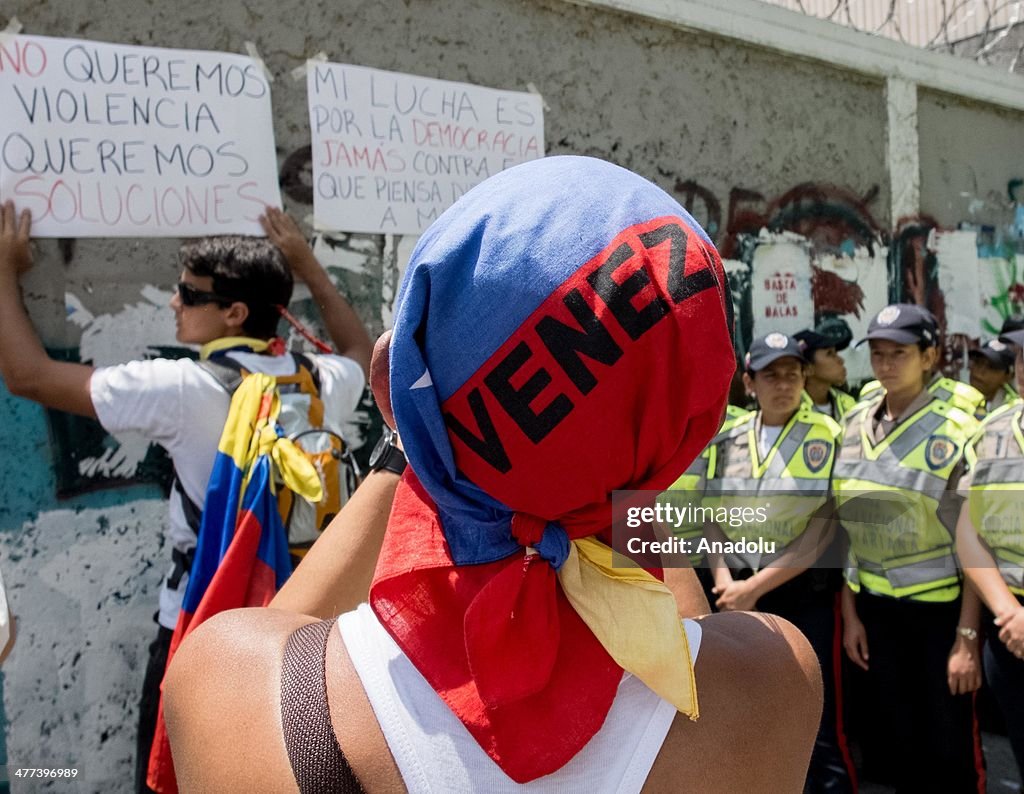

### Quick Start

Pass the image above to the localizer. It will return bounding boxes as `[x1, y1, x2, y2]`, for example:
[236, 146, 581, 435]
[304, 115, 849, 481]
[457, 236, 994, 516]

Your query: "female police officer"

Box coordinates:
[956, 326, 1024, 785]
[704, 332, 854, 793]
[835, 304, 985, 792]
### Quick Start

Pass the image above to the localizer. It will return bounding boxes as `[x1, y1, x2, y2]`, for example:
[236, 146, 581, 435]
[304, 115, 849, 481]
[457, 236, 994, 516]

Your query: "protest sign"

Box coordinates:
[0, 35, 281, 236]
[307, 62, 544, 234]
[750, 232, 814, 338]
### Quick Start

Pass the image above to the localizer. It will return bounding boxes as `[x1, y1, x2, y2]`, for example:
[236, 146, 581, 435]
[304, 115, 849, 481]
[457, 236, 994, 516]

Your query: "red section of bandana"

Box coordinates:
[371, 474, 621, 783]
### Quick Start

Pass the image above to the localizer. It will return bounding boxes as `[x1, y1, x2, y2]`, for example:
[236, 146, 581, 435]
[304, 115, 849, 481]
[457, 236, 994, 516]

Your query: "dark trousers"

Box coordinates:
[856, 591, 985, 794]
[136, 624, 173, 794]
[760, 584, 856, 794]
[983, 596, 1024, 785]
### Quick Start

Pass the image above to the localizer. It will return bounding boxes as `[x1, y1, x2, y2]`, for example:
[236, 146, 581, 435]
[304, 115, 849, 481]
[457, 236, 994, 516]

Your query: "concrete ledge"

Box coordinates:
[565, 0, 1024, 111]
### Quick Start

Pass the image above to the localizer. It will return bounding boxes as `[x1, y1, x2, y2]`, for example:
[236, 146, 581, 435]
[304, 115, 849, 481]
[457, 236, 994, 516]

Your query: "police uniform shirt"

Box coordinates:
[869, 388, 933, 443]
[987, 390, 1008, 414]
[757, 420, 785, 459]
[869, 389, 965, 533]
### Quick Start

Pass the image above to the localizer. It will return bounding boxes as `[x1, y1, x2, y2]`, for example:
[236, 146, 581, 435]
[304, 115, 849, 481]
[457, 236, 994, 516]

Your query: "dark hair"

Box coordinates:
[179, 236, 293, 339]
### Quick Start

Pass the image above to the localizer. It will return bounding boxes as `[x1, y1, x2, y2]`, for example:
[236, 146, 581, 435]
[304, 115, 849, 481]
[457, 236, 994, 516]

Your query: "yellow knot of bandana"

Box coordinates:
[557, 536, 698, 718]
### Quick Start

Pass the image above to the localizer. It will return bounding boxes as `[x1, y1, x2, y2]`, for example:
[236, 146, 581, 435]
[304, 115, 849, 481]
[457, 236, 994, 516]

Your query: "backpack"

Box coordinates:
[172, 352, 360, 572]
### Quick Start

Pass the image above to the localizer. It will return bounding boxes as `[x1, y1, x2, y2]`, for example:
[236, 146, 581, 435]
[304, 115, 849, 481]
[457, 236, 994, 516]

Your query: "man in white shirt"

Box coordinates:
[0, 201, 372, 793]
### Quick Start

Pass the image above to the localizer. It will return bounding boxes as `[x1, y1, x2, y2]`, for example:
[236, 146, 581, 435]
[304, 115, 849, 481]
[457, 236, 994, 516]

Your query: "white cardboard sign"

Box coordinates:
[0, 35, 281, 237]
[307, 62, 544, 235]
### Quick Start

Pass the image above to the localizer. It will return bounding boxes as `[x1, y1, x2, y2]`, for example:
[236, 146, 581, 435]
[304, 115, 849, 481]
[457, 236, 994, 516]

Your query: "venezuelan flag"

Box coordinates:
[147, 373, 321, 793]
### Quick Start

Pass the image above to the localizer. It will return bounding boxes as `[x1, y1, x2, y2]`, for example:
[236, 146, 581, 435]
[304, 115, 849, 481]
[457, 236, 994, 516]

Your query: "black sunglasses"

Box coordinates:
[176, 282, 234, 307]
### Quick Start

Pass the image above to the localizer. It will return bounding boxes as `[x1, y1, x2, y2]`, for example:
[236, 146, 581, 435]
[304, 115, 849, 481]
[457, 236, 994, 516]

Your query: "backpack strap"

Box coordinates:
[200, 351, 321, 395]
[167, 477, 200, 587]
[197, 356, 247, 394]
[293, 352, 322, 393]
[281, 619, 365, 793]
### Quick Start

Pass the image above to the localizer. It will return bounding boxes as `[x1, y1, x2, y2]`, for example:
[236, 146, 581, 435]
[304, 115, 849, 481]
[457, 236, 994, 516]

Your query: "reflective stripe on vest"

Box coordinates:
[966, 403, 1024, 595]
[704, 411, 835, 570]
[930, 378, 985, 424]
[835, 394, 965, 601]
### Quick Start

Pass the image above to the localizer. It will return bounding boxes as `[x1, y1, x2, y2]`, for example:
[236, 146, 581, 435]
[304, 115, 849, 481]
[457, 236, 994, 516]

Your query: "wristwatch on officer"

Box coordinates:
[956, 626, 978, 641]
[369, 426, 407, 476]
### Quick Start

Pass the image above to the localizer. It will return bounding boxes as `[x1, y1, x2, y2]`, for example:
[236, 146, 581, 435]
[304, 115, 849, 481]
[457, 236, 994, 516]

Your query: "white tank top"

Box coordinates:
[338, 604, 702, 793]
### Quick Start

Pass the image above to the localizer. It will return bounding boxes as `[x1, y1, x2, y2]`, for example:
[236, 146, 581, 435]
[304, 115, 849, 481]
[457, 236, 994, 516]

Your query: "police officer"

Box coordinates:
[967, 339, 1019, 413]
[956, 326, 1024, 784]
[661, 404, 752, 600]
[859, 334, 987, 423]
[704, 332, 854, 794]
[795, 328, 856, 422]
[835, 304, 985, 792]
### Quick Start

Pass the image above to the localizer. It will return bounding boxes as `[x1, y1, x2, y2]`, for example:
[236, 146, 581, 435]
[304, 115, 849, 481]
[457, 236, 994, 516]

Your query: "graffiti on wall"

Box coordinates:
[673, 176, 1024, 383]
[888, 182, 1024, 375]
[671, 178, 888, 383]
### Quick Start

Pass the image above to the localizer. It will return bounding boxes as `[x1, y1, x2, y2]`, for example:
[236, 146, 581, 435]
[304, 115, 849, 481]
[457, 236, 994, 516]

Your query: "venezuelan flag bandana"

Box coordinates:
[371, 156, 735, 782]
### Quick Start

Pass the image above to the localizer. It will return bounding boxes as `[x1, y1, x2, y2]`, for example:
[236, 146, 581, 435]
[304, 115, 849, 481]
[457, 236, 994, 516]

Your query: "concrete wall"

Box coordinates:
[919, 89, 1024, 229]
[0, 0, 1019, 790]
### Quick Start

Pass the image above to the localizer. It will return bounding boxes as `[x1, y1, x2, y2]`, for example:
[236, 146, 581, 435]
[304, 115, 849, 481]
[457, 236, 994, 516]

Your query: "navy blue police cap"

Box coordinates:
[744, 332, 807, 373]
[969, 339, 1015, 371]
[858, 304, 938, 347]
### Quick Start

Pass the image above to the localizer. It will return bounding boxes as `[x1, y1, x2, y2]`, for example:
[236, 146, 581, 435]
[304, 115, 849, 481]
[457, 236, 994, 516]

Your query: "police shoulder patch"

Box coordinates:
[802, 439, 833, 473]
[924, 434, 959, 471]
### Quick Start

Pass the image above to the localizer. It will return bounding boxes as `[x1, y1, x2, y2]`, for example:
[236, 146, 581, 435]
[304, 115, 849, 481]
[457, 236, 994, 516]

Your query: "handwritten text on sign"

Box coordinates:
[750, 236, 814, 338]
[0, 35, 281, 237]
[308, 63, 544, 234]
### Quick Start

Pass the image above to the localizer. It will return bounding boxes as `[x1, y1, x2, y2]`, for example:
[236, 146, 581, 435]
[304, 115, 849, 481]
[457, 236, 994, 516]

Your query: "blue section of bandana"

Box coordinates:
[388, 156, 711, 566]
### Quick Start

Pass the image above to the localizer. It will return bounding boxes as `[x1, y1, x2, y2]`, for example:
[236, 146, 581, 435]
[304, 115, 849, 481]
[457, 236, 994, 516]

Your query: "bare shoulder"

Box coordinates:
[164, 608, 316, 793]
[644, 612, 822, 794]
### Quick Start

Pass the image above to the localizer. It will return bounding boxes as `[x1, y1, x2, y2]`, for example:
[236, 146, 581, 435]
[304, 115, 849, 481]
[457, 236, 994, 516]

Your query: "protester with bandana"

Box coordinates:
[163, 156, 824, 793]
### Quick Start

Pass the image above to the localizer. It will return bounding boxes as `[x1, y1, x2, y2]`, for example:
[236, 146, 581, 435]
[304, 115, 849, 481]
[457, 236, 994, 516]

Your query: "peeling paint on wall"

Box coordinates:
[0, 498, 166, 791]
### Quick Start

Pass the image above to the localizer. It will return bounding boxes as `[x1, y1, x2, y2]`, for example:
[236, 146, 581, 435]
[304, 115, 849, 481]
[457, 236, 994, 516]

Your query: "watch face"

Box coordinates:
[369, 428, 393, 469]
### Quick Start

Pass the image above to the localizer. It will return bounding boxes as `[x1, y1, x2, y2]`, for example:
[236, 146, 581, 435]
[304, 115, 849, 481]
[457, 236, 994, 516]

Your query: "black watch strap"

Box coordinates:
[370, 428, 407, 475]
[376, 444, 407, 476]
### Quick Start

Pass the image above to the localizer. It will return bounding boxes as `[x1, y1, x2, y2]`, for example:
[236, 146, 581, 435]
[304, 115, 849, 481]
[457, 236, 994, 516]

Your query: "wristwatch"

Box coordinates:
[956, 626, 978, 641]
[368, 426, 407, 475]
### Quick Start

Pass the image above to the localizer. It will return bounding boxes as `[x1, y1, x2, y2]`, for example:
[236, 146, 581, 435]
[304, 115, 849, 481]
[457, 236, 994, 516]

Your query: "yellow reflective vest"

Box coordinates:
[801, 387, 857, 422]
[861, 377, 984, 426]
[701, 408, 841, 571]
[834, 391, 973, 602]
[964, 402, 1024, 596]
[662, 406, 752, 565]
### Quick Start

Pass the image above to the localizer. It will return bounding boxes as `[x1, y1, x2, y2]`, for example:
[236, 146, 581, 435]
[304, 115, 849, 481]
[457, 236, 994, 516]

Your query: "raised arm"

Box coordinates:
[260, 207, 373, 379]
[0, 202, 96, 418]
[270, 331, 397, 618]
